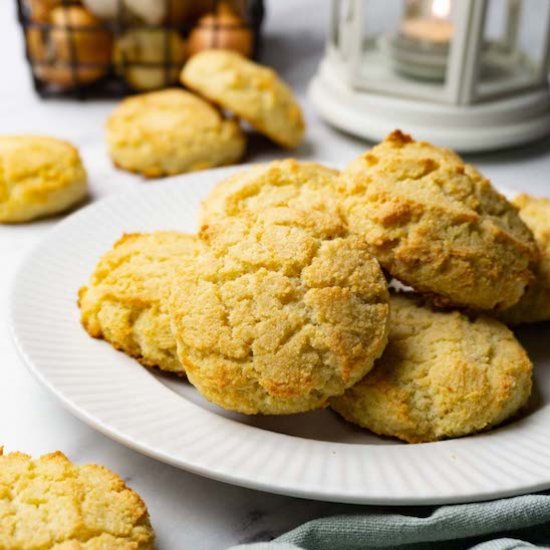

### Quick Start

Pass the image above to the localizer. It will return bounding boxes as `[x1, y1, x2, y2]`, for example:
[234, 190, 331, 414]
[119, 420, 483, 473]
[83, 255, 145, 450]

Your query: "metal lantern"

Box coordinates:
[309, 0, 550, 151]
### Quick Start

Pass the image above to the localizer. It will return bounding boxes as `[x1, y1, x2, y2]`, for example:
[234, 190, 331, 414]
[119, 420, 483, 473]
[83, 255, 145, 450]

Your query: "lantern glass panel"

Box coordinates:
[331, 0, 356, 59]
[350, 0, 458, 102]
[516, 0, 550, 68]
[473, 0, 550, 101]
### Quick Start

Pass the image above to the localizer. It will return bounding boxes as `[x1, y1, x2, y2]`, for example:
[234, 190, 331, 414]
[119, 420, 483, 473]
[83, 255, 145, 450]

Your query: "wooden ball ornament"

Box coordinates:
[187, 2, 253, 58]
[27, 5, 112, 89]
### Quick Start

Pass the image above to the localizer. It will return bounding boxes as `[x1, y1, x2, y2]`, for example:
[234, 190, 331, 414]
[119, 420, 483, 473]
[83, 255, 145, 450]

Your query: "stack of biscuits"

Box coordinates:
[79, 130, 550, 444]
[106, 49, 305, 178]
[0, 50, 305, 224]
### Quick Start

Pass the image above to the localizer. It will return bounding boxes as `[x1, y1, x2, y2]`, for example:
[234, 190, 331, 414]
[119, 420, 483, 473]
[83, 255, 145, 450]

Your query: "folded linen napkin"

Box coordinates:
[229, 494, 550, 549]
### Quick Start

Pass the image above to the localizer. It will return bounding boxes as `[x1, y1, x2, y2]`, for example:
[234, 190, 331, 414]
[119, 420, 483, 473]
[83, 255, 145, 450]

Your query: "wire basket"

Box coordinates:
[16, 0, 265, 99]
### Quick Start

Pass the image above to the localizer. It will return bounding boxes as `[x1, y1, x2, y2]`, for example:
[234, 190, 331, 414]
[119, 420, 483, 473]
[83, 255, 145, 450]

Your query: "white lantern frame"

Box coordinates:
[310, 0, 550, 151]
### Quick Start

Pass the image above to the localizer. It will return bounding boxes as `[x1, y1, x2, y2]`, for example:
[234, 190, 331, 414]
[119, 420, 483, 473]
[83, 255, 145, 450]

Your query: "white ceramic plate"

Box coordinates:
[10, 166, 550, 505]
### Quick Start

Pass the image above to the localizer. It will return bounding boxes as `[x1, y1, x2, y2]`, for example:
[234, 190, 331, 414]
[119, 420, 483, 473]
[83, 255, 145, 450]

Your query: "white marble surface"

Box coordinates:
[1, 1, 550, 548]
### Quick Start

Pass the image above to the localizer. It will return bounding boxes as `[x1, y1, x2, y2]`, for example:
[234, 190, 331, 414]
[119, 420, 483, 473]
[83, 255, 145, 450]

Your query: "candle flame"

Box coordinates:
[431, 0, 451, 19]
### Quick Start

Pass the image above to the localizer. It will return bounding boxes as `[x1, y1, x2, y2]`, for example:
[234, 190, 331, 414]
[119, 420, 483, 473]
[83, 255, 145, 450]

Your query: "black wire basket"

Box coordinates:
[16, 0, 265, 99]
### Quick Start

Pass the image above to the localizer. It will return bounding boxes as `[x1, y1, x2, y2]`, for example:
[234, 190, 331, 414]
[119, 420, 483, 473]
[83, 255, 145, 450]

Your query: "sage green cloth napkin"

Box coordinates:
[229, 494, 550, 549]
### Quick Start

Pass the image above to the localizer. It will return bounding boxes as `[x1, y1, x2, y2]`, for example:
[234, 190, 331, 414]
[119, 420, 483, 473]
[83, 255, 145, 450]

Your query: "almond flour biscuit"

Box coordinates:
[338, 131, 537, 310]
[331, 293, 533, 443]
[169, 208, 390, 415]
[79, 231, 200, 374]
[498, 194, 550, 325]
[181, 50, 304, 149]
[199, 159, 341, 227]
[106, 88, 245, 178]
[0, 135, 87, 223]
[0, 449, 154, 549]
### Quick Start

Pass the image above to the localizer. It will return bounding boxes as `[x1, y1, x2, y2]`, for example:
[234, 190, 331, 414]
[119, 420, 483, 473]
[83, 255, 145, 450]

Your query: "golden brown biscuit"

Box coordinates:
[106, 89, 246, 178]
[169, 208, 390, 415]
[181, 49, 304, 148]
[79, 231, 200, 374]
[113, 29, 187, 91]
[199, 159, 340, 227]
[331, 293, 533, 443]
[338, 131, 537, 310]
[0, 135, 87, 223]
[0, 449, 154, 549]
[498, 194, 550, 325]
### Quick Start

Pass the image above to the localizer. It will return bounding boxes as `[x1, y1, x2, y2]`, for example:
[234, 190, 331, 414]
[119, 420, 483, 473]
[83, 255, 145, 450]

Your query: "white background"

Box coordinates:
[1, 1, 550, 548]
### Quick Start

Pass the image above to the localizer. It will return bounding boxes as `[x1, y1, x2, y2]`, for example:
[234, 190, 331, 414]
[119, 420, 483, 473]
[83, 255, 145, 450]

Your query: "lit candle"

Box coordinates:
[400, 0, 453, 47]
[386, 0, 454, 80]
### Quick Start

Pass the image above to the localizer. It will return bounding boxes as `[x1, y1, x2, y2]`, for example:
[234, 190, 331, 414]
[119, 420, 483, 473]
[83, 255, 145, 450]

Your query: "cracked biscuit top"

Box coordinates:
[338, 131, 537, 310]
[0, 135, 87, 223]
[79, 231, 200, 374]
[181, 49, 304, 149]
[0, 450, 154, 549]
[106, 88, 245, 178]
[169, 207, 390, 415]
[199, 159, 341, 227]
[331, 293, 533, 443]
[498, 194, 550, 325]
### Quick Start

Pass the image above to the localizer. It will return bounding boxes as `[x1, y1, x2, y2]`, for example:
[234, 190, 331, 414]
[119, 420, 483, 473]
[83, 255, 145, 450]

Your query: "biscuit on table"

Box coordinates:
[79, 231, 199, 375]
[498, 194, 550, 325]
[331, 293, 533, 443]
[169, 208, 390, 415]
[0, 135, 87, 223]
[106, 89, 245, 178]
[181, 49, 305, 149]
[338, 130, 538, 310]
[199, 159, 340, 226]
[0, 449, 154, 549]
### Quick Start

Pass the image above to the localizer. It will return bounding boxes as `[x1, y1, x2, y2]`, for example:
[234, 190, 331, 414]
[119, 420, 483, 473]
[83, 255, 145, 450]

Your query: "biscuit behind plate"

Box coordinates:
[106, 88, 245, 178]
[497, 194, 550, 325]
[331, 293, 533, 443]
[0, 135, 87, 223]
[199, 159, 341, 227]
[0, 449, 154, 549]
[169, 208, 390, 415]
[79, 231, 200, 374]
[182, 49, 305, 149]
[338, 131, 537, 310]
